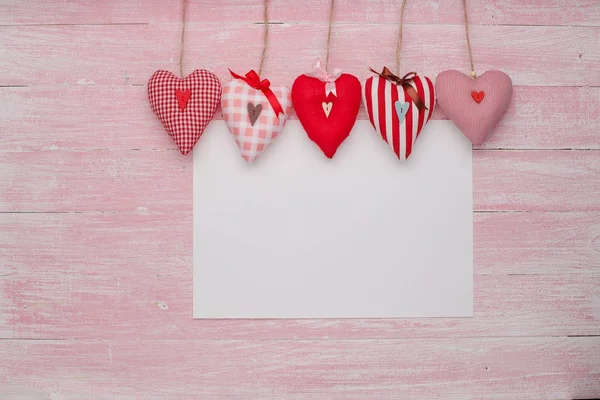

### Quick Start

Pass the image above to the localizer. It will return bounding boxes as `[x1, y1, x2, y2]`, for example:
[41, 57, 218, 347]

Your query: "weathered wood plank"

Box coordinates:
[2, 85, 598, 151]
[1, 149, 598, 213]
[1, 337, 599, 399]
[1, 1, 599, 398]
[1, 23, 598, 86]
[2, 269, 598, 341]
[1, 212, 598, 340]
[475, 212, 600, 275]
[2, 0, 599, 26]
[474, 150, 600, 212]
[0, 149, 194, 213]
[1, 211, 597, 278]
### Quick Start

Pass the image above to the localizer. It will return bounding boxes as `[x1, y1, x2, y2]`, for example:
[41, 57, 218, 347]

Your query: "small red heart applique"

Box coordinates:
[292, 73, 361, 158]
[471, 91, 485, 103]
[175, 88, 191, 111]
[148, 69, 221, 155]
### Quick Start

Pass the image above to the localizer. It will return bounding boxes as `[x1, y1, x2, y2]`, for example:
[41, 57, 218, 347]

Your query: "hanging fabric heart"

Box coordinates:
[363, 68, 435, 160]
[148, 69, 221, 155]
[293, 59, 361, 158]
[222, 1, 291, 163]
[435, 0, 513, 145]
[222, 69, 291, 163]
[436, 70, 512, 145]
[362, 0, 435, 161]
[146, 0, 221, 155]
[292, 1, 360, 159]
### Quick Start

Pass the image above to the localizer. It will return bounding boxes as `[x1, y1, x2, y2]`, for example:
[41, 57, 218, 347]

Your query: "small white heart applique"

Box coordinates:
[322, 101, 333, 118]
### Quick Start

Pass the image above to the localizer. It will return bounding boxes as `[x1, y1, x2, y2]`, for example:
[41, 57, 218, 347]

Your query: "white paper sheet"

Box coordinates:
[193, 120, 473, 318]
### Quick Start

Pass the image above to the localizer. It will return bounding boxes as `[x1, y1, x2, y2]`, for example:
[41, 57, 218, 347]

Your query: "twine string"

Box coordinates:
[258, 0, 269, 76]
[179, 0, 187, 78]
[462, 0, 476, 78]
[395, 0, 407, 73]
[325, 0, 335, 70]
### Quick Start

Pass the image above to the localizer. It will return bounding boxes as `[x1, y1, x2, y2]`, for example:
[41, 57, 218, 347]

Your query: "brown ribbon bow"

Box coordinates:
[369, 67, 428, 112]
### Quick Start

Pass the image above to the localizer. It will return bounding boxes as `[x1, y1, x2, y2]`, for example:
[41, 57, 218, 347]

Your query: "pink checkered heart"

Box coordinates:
[436, 70, 512, 146]
[222, 78, 291, 163]
[148, 69, 221, 155]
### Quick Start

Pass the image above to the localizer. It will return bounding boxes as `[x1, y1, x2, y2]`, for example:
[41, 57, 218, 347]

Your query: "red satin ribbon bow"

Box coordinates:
[229, 69, 284, 117]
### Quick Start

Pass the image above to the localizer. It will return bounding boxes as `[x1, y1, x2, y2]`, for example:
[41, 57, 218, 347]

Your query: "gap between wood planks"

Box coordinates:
[0, 210, 596, 214]
[0, 22, 598, 28]
[3, 85, 600, 88]
[0, 148, 597, 153]
[0, 335, 599, 341]
[0, 22, 149, 27]
[0, 338, 67, 341]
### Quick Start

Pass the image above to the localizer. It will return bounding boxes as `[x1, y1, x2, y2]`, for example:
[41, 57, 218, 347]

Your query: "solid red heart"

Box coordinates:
[175, 88, 191, 111]
[471, 91, 485, 103]
[292, 73, 361, 158]
[148, 69, 221, 155]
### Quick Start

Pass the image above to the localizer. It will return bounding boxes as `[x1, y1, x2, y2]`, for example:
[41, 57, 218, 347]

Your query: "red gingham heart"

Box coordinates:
[148, 69, 221, 155]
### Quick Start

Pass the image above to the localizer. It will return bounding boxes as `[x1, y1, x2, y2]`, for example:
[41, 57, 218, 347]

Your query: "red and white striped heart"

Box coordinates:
[435, 70, 512, 146]
[222, 70, 291, 163]
[148, 69, 221, 155]
[363, 69, 435, 160]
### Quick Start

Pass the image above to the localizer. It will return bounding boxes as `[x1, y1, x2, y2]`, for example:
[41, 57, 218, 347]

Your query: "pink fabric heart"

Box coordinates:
[435, 70, 512, 145]
[222, 79, 291, 163]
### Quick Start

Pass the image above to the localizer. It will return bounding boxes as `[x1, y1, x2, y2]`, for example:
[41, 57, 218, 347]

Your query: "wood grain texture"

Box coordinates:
[0, 211, 597, 279]
[474, 150, 600, 211]
[2, 85, 598, 151]
[1, 150, 598, 213]
[2, 261, 600, 340]
[2, 0, 600, 26]
[474, 211, 600, 274]
[2, 0, 600, 397]
[1, 338, 599, 399]
[1, 213, 599, 341]
[1, 23, 598, 86]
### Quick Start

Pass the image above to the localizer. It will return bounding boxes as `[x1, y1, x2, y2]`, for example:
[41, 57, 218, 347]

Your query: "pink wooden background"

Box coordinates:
[1, 0, 599, 398]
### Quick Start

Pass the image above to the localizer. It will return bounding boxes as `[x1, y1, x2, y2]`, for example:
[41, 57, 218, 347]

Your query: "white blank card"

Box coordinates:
[193, 120, 473, 318]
